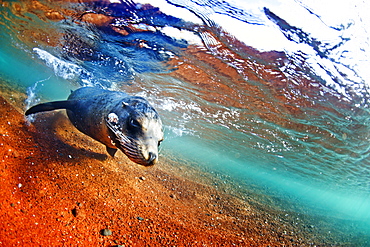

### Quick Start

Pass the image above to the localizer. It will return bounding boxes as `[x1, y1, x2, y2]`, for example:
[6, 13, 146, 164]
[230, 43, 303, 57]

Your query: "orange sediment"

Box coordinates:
[0, 91, 328, 246]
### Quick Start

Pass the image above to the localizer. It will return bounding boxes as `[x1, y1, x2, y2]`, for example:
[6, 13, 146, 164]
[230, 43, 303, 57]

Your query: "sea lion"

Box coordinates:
[25, 87, 164, 166]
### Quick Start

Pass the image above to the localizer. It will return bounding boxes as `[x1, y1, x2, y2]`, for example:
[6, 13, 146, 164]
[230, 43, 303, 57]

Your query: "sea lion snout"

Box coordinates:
[134, 119, 163, 166]
[148, 152, 157, 164]
[141, 149, 158, 166]
[140, 137, 161, 166]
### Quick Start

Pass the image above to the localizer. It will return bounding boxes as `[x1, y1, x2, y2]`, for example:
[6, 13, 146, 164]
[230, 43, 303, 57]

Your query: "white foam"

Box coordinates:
[136, 0, 203, 25]
[160, 26, 203, 46]
[33, 48, 83, 80]
[24, 76, 52, 122]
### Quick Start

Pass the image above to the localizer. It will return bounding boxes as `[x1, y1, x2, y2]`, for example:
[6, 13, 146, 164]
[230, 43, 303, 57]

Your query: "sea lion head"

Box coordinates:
[106, 96, 164, 166]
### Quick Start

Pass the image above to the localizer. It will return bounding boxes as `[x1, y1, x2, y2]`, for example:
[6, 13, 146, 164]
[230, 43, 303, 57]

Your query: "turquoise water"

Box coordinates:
[1, 0, 370, 243]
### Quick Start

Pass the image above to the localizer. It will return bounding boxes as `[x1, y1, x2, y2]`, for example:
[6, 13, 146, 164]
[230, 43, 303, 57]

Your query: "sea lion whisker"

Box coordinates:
[121, 142, 141, 155]
[106, 120, 132, 144]
[127, 153, 142, 160]
[124, 151, 144, 161]
[122, 140, 138, 149]
[123, 146, 138, 154]
[117, 133, 131, 143]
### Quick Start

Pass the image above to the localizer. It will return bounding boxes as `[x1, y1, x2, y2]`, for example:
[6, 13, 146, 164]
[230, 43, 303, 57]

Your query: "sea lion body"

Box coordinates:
[66, 88, 127, 150]
[25, 87, 164, 166]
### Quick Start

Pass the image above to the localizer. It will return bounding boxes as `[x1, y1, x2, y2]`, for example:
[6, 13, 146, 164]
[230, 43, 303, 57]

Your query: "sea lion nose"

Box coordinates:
[148, 152, 157, 165]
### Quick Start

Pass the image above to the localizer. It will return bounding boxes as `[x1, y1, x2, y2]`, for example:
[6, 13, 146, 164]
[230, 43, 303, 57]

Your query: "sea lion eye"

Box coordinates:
[130, 119, 140, 128]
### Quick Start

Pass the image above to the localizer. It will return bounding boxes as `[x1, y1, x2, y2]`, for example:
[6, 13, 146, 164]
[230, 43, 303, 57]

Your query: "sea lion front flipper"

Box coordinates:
[25, 100, 76, 116]
[106, 146, 118, 157]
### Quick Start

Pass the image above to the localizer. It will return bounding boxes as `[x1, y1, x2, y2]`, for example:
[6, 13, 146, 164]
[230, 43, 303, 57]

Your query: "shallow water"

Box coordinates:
[1, 0, 369, 244]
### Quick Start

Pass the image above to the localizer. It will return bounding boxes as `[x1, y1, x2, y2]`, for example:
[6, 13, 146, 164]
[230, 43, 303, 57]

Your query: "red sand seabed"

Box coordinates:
[0, 88, 343, 246]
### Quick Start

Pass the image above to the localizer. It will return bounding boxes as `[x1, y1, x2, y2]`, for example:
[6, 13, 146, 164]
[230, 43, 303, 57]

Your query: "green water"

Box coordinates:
[0, 42, 73, 100]
[164, 134, 370, 222]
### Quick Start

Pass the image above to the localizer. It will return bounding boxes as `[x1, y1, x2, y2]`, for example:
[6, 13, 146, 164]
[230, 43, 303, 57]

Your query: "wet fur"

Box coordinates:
[25, 87, 164, 166]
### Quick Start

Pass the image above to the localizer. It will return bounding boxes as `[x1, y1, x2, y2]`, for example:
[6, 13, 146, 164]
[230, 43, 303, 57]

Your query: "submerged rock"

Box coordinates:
[100, 228, 112, 236]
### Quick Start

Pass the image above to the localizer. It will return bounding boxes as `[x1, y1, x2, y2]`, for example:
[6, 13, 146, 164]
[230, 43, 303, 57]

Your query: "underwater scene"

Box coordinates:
[0, 0, 369, 246]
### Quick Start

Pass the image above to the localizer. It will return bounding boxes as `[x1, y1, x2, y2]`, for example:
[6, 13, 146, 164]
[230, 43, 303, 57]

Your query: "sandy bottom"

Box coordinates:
[0, 88, 348, 246]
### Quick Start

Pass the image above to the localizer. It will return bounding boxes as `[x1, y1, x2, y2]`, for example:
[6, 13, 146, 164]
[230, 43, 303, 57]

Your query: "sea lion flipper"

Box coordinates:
[106, 146, 118, 157]
[25, 100, 76, 116]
